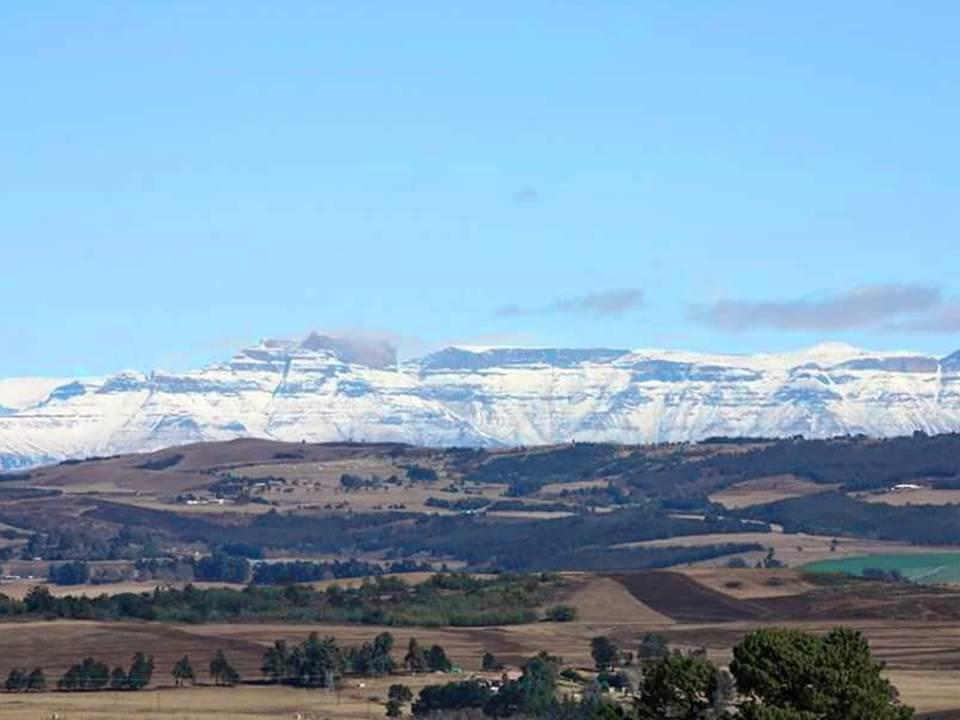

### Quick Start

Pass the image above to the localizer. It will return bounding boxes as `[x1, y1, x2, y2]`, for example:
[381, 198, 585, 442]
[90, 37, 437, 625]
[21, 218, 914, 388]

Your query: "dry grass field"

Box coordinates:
[0, 680, 444, 720]
[708, 475, 836, 509]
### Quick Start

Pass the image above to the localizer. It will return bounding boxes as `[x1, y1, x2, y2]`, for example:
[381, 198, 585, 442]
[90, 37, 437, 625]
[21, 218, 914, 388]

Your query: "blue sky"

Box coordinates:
[2, 2, 959, 377]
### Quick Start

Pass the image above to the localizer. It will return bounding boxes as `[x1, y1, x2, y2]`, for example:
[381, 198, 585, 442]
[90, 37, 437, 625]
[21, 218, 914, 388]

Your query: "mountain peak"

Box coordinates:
[297, 333, 397, 369]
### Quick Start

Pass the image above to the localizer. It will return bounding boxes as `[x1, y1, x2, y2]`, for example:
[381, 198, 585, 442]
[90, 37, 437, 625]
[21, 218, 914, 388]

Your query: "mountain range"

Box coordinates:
[2, 333, 959, 469]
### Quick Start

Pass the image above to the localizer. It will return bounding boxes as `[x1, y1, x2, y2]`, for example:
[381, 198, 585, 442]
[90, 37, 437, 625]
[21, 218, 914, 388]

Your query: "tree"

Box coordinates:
[638, 633, 669, 663]
[545, 605, 578, 622]
[110, 667, 129, 690]
[484, 652, 559, 718]
[5, 668, 26, 692]
[350, 632, 396, 676]
[412, 680, 493, 716]
[590, 636, 620, 672]
[25, 667, 46, 693]
[290, 633, 342, 688]
[209, 650, 240, 686]
[23, 586, 55, 615]
[516, 653, 558, 716]
[126, 652, 154, 690]
[482, 651, 504, 672]
[48, 560, 90, 586]
[386, 683, 413, 717]
[194, 551, 250, 583]
[731, 627, 914, 720]
[636, 652, 718, 720]
[58, 658, 110, 691]
[389, 684, 413, 704]
[404, 638, 427, 673]
[171, 655, 195, 687]
[426, 644, 452, 673]
[261, 640, 290, 683]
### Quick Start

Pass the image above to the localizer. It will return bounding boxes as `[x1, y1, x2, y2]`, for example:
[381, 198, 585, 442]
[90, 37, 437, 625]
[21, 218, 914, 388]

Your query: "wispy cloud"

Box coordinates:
[884, 304, 960, 333]
[497, 288, 645, 318]
[511, 186, 539, 205]
[688, 284, 958, 332]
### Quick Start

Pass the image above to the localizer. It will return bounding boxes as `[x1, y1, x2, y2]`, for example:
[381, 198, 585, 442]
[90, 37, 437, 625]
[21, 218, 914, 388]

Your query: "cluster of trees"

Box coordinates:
[403, 465, 439, 483]
[22, 525, 163, 562]
[742, 492, 960, 545]
[56, 653, 154, 692]
[340, 473, 389, 491]
[193, 551, 251, 583]
[170, 652, 240, 687]
[545, 605, 578, 622]
[4, 667, 45, 693]
[410, 628, 913, 720]
[5, 651, 241, 694]
[411, 651, 562, 718]
[251, 558, 432, 585]
[0, 573, 549, 626]
[48, 560, 90, 585]
[260, 632, 452, 689]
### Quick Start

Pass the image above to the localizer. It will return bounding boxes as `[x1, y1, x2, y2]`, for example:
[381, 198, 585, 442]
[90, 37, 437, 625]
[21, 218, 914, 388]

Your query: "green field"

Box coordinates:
[803, 553, 960, 584]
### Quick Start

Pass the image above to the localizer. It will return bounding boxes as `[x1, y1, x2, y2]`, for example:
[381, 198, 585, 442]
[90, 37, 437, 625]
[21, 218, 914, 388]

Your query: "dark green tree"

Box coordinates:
[404, 638, 427, 673]
[638, 633, 669, 663]
[590, 636, 620, 672]
[5, 668, 26, 692]
[110, 667, 128, 690]
[482, 651, 504, 672]
[297, 633, 342, 688]
[25, 667, 46, 693]
[731, 627, 913, 720]
[171, 655, 195, 687]
[636, 652, 717, 720]
[388, 683, 413, 704]
[209, 650, 240, 686]
[426, 644, 452, 673]
[58, 658, 110, 691]
[545, 604, 578, 622]
[23, 586, 56, 614]
[261, 640, 290, 683]
[126, 652, 154, 690]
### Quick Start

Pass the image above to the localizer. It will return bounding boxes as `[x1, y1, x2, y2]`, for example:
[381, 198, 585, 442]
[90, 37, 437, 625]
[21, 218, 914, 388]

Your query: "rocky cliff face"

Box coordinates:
[2, 337, 959, 469]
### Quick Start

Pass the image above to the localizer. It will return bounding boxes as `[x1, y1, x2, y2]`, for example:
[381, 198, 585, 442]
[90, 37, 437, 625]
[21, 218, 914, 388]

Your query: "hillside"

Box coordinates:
[3, 335, 960, 468]
[2, 433, 960, 582]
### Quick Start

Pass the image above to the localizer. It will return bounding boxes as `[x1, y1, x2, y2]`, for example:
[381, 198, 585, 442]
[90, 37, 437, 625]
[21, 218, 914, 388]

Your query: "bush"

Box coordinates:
[544, 605, 578, 622]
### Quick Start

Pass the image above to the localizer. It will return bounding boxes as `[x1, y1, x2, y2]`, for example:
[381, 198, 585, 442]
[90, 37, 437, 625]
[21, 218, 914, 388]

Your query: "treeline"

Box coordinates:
[251, 558, 432, 585]
[5, 651, 241, 693]
[370, 507, 768, 570]
[741, 492, 960, 545]
[0, 573, 552, 625]
[5, 653, 152, 694]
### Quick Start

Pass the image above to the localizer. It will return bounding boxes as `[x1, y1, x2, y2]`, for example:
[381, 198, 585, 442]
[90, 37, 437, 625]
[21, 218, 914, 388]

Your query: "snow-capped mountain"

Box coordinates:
[2, 334, 960, 469]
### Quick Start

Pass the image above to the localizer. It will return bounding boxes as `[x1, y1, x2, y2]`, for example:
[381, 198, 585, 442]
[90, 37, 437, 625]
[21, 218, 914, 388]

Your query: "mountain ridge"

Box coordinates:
[2, 336, 960, 469]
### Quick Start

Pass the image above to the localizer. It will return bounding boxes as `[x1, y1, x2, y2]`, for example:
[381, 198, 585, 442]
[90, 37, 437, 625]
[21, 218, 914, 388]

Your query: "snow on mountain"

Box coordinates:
[2, 335, 960, 469]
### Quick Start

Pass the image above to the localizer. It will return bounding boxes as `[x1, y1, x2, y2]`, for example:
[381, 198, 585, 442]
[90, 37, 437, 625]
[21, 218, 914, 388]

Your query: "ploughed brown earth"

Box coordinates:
[606, 570, 960, 623]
